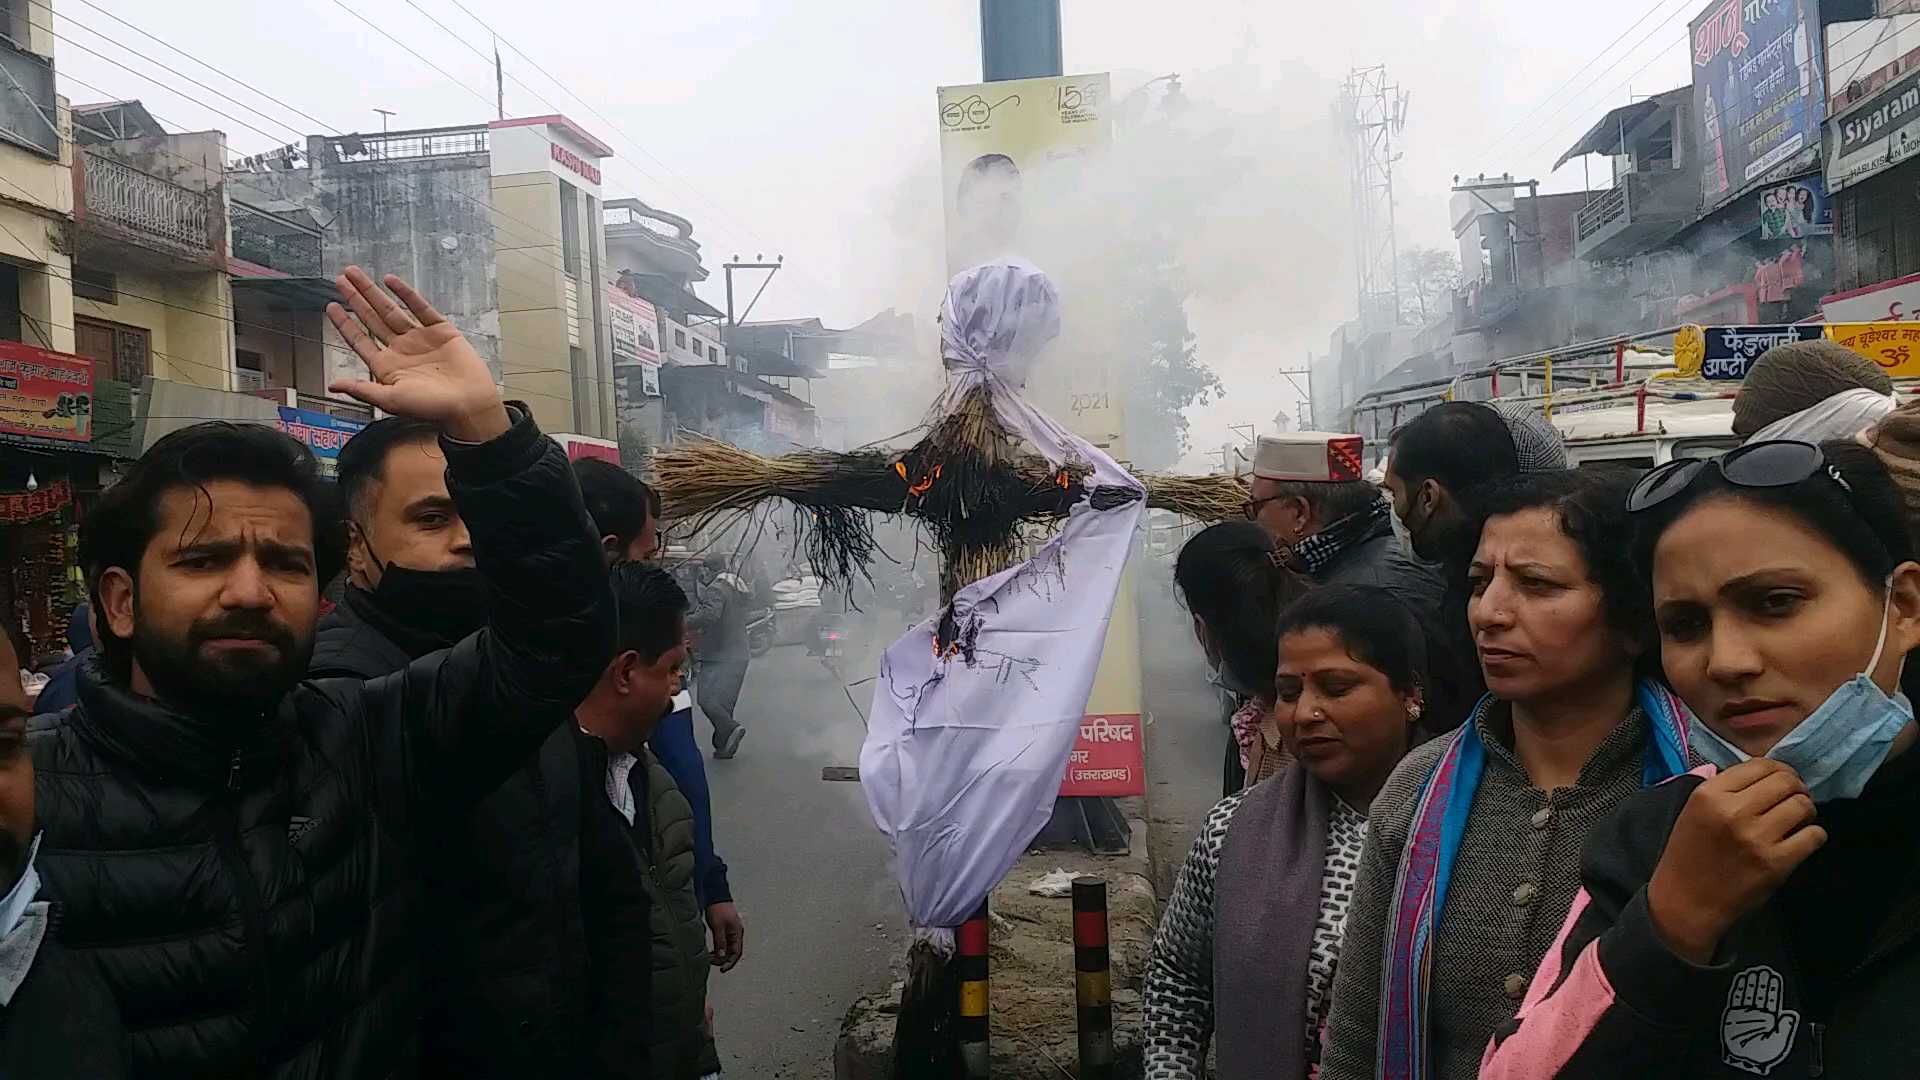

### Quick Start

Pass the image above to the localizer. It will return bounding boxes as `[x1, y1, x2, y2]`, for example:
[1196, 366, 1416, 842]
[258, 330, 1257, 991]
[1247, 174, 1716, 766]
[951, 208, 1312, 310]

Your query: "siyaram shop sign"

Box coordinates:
[1059, 713, 1144, 797]
[1825, 65, 1920, 193]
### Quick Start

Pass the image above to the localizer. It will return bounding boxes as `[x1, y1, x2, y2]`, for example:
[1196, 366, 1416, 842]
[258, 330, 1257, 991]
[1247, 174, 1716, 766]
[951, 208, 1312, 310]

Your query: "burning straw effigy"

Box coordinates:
[652, 257, 1250, 1080]
[654, 384, 1249, 599]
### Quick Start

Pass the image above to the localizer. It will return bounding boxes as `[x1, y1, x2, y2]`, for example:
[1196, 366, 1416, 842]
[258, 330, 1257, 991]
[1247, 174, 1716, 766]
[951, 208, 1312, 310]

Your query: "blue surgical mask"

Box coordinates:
[1690, 581, 1914, 802]
[0, 833, 41, 939]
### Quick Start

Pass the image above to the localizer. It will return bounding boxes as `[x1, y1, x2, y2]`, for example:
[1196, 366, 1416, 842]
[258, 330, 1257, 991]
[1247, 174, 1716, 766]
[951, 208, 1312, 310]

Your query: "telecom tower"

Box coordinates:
[1338, 66, 1410, 330]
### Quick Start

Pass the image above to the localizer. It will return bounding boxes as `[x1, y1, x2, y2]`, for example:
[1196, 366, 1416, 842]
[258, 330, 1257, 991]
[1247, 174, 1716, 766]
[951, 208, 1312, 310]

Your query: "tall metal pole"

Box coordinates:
[979, 0, 1062, 81]
[494, 38, 505, 120]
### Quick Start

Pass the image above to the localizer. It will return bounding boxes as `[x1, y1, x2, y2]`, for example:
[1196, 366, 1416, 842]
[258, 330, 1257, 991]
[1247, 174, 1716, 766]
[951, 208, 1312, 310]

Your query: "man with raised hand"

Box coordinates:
[29, 267, 613, 1078]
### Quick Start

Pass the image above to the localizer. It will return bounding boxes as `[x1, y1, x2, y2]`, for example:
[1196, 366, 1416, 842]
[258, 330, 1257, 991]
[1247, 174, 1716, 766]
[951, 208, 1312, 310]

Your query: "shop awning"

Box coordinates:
[1555, 99, 1662, 170]
[623, 273, 724, 320]
[230, 274, 339, 311]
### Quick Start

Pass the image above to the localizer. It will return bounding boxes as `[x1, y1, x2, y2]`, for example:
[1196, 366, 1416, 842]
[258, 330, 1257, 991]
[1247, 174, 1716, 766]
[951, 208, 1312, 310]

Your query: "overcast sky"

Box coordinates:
[59, 0, 1701, 464]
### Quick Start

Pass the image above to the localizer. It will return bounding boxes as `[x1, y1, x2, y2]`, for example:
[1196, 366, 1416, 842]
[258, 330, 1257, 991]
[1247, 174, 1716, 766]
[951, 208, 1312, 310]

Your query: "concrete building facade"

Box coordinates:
[229, 114, 618, 439]
[0, 0, 72, 356]
[69, 101, 235, 392]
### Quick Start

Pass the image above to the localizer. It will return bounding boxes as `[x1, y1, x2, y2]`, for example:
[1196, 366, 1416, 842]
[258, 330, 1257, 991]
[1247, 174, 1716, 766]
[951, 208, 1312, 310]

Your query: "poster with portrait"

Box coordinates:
[936, 73, 1112, 274]
[1757, 176, 1832, 239]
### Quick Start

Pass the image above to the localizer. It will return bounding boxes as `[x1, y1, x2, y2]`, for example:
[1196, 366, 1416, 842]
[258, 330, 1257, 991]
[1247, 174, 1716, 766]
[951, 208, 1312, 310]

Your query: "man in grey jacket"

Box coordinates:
[1247, 432, 1473, 732]
[679, 556, 750, 759]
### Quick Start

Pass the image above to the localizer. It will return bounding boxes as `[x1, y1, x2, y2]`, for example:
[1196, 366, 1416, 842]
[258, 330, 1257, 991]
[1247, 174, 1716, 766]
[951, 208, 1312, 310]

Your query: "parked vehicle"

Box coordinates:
[746, 607, 775, 657]
[811, 610, 847, 660]
[771, 573, 823, 646]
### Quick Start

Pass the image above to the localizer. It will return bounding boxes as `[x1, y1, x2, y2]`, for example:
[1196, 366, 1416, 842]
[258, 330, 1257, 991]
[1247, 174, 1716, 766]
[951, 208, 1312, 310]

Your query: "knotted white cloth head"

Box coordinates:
[938, 256, 1061, 388]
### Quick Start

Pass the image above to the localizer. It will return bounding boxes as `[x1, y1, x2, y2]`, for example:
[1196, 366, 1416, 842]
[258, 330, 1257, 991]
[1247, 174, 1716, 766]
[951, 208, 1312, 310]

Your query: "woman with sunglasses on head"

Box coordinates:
[1320, 470, 1692, 1080]
[1482, 439, 1920, 1080]
[1145, 585, 1428, 1080]
[1173, 523, 1310, 795]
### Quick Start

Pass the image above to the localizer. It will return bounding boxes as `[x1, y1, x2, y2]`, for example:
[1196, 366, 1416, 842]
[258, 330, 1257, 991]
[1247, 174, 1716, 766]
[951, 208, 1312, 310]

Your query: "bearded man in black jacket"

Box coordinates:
[27, 267, 614, 1078]
[310, 413, 651, 1078]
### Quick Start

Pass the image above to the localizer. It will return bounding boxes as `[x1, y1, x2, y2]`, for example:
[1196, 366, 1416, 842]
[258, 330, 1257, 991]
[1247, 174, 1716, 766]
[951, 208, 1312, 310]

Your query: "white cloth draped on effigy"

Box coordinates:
[859, 257, 1146, 954]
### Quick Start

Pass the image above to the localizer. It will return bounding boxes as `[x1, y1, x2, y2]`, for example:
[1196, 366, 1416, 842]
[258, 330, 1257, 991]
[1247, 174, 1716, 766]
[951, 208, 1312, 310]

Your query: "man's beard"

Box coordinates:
[131, 607, 311, 714]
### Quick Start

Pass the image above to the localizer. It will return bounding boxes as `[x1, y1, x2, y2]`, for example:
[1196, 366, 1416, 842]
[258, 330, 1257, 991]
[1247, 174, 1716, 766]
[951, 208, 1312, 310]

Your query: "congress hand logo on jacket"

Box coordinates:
[1721, 966, 1799, 1076]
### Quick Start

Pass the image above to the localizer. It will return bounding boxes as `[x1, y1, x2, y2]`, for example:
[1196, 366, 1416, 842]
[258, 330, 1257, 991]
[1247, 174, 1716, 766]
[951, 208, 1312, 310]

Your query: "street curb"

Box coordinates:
[832, 814, 1158, 1079]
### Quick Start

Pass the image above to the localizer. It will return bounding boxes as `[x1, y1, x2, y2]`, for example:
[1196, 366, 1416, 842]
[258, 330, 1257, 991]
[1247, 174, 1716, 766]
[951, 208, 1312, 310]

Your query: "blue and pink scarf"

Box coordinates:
[1375, 679, 1691, 1080]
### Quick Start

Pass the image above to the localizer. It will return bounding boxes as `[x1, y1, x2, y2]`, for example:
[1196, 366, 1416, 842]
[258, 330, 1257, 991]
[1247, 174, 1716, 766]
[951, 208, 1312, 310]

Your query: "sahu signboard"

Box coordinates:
[1690, 0, 1824, 208]
[0, 341, 92, 443]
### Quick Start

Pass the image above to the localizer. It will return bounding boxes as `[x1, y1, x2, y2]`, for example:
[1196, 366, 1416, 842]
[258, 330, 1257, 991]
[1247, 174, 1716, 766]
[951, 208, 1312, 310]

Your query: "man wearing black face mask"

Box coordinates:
[313, 416, 646, 1078]
[315, 417, 489, 672]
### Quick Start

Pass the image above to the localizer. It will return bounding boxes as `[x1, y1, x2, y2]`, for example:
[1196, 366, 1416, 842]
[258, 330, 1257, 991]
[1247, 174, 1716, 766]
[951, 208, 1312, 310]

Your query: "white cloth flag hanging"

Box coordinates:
[859, 257, 1146, 950]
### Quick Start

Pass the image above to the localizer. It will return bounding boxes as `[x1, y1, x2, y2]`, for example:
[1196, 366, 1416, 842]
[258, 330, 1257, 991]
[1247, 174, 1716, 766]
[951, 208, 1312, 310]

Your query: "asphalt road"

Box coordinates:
[698, 622, 906, 1079]
[694, 580, 1226, 1076]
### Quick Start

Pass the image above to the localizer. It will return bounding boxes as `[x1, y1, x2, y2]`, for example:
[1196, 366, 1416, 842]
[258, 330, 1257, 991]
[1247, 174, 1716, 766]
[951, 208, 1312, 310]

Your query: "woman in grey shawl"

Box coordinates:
[1144, 585, 1428, 1080]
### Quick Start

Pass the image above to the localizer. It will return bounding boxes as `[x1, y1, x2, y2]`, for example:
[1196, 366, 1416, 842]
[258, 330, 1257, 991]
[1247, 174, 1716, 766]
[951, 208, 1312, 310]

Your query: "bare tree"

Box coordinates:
[1399, 246, 1462, 326]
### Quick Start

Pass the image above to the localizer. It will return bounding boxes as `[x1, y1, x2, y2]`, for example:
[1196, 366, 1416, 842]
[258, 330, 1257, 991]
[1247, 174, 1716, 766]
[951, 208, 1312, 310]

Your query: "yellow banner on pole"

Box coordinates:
[1824, 323, 1920, 377]
[936, 73, 1112, 274]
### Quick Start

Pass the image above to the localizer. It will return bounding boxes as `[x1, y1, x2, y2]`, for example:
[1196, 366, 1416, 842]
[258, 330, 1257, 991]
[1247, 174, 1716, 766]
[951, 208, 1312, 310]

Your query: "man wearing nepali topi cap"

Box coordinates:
[1246, 430, 1474, 733]
[1246, 431, 1373, 557]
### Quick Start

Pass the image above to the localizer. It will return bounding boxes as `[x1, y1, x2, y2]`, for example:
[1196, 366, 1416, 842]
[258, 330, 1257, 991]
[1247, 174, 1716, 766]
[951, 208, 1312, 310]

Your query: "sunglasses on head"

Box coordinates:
[1625, 439, 1851, 515]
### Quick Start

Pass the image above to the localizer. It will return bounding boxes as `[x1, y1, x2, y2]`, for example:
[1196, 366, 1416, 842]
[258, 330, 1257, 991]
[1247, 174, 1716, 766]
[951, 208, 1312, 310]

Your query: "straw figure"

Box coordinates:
[653, 258, 1245, 1078]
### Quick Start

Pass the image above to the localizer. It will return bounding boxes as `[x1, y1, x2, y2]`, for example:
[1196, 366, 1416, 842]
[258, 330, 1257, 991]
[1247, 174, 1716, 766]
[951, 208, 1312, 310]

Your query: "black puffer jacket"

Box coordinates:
[29, 413, 613, 1079]
[309, 583, 640, 1079]
[1317, 521, 1479, 733]
[0, 902, 128, 1078]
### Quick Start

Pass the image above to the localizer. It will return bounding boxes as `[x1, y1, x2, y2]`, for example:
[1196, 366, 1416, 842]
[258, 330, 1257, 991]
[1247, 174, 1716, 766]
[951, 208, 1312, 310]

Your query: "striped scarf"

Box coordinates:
[1375, 679, 1691, 1080]
[1289, 498, 1391, 577]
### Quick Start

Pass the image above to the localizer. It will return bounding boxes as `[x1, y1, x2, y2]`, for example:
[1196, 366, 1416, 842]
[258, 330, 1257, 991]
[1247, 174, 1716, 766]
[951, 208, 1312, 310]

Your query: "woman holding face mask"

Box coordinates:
[1320, 470, 1692, 1080]
[1145, 585, 1427, 1080]
[1482, 438, 1920, 1080]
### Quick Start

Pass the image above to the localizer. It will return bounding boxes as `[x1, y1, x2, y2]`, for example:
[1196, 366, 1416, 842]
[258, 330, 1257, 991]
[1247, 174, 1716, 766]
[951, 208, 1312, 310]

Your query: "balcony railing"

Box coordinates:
[323, 125, 488, 164]
[604, 199, 694, 241]
[1573, 171, 1696, 263]
[1575, 186, 1629, 244]
[0, 35, 57, 158]
[230, 201, 322, 276]
[603, 198, 702, 270]
[80, 149, 217, 262]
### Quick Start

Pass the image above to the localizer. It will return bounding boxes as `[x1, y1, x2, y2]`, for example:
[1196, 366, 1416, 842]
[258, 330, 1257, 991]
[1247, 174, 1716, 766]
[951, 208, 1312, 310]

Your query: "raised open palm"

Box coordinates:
[326, 266, 508, 441]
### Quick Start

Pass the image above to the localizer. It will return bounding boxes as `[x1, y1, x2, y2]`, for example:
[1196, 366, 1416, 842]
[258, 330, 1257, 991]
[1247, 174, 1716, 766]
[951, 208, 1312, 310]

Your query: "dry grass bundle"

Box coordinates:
[654, 384, 1194, 594]
[653, 437, 904, 522]
[655, 385, 1107, 591]
[1141, 472, 1249, 523]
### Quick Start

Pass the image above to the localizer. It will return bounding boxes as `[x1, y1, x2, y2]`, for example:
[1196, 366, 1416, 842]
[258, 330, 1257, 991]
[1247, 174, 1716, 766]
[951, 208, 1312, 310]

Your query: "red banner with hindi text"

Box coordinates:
[1059, 713, 1145, 797]
[0, 341, 92, 443]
